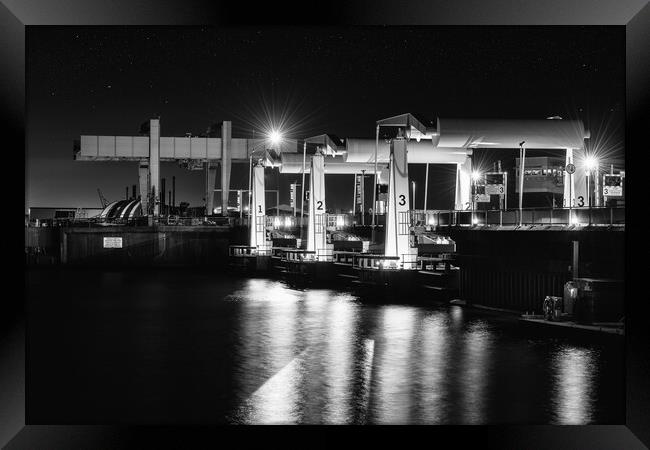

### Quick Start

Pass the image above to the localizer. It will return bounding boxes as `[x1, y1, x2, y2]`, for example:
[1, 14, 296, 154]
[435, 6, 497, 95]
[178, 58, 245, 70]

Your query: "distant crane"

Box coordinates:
[97, 188, 108, 209]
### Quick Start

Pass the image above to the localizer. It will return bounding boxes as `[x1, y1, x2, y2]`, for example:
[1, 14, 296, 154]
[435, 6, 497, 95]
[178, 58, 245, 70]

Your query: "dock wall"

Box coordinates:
[448, 229, 625, 312]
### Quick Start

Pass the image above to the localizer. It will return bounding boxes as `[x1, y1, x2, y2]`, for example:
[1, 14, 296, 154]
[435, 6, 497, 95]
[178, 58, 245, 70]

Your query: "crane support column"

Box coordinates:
[138, 161, 149, 215]
[455, 155, 472, 210]
[385, 132, 416, 264]
[564, 148, 574, 207]
[250, 163, 268, 251]
[221, 121, 232, 216]
[307, 150, 330, 259]
[149, 118, 160, 216]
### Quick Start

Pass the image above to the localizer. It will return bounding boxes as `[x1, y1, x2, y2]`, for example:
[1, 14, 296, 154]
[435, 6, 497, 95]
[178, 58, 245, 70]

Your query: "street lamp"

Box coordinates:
[584, 155, 599, 208]
[269, 130, 282, 146]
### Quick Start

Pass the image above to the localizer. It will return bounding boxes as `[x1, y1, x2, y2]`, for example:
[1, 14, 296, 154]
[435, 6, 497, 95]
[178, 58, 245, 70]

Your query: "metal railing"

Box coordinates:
[409, 206, 625, 229]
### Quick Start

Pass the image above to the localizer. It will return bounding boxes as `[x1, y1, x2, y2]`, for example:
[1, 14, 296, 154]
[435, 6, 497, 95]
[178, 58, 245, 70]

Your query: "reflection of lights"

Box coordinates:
[284, 216, 292, 228]
[273, 217, 281, 228]
[213, 207, 218, 214]
[428, 217, 435, 225]
[460, 321, 491, 424]
[375, 306, 417, 424]
[551, 346, 596, 424]
[571, 217, 579, 225]
[323, 297, 357, 424]
[471, 171, 482, 182]
[417, 313, 448, 423]
[336, 216, 345, 228]
[472, 218, 479, 225]
[234, 279, 301, 424]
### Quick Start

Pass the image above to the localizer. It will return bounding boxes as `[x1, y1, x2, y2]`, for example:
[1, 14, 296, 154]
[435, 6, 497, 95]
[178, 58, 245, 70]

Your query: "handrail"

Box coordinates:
[409, 206, 624, 228]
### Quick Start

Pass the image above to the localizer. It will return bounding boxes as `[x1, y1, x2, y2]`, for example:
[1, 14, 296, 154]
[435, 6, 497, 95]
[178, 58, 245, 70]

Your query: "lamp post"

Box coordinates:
[424, 163, 429, 211]
[412, 181, 416, 210]
[518, 141, 526, 226]
[372, 125, 379, 228]
[361, 169, 366, 225]
[584, 155, 598, 209]
[300, 140, 307, 237]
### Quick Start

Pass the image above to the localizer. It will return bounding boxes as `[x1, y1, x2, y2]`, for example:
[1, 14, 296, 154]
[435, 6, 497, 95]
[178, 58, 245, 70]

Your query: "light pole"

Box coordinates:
[361, 169, 366, 225]
[584, 155, 598, 208]
[248, 154, 253, 226]
[300, 140, 307, 238]
[424, 162, 429, 211]
[372, 125, 379, 228]
[518, 141, 526, 226]
[412, 181, 416, 210]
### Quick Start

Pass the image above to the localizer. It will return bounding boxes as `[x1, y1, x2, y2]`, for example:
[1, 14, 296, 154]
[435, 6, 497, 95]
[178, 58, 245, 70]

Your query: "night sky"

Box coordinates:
[26, 26, 625, 211]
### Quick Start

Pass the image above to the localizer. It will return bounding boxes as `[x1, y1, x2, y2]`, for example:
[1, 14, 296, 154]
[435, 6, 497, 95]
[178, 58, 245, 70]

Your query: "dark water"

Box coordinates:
[26, 268, 624, 425]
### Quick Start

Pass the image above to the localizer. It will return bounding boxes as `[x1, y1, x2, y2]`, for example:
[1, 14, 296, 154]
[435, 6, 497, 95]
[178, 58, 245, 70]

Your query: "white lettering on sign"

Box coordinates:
[103, 237, 123, 248]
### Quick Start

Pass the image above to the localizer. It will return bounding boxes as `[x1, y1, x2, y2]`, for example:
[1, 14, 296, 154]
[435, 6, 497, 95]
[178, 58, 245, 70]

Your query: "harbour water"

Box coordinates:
[26, 268, 624, 424]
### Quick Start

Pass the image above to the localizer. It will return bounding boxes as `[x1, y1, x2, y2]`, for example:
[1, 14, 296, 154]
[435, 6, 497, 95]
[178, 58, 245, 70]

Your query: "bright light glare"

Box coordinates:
[471, 171, 482, 182]
[269, 130, 282, 145]
[584, 156, 598, 172]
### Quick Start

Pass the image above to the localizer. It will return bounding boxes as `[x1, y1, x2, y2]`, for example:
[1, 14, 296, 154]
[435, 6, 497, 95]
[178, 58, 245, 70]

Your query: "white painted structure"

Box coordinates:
[306, 151, 332, 259]
[249, 163, 270, 251]
[384, 134, 418, 265]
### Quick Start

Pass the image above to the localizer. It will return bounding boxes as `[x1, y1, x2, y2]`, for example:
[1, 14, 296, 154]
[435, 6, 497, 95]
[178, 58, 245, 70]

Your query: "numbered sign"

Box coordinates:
[603, 174, 623, 197]
[485, 172, 505, 196]
[474, 194, 491, 203]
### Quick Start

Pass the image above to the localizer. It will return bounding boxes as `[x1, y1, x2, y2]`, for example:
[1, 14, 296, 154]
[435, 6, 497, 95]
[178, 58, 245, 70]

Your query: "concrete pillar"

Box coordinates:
[563, 148, 587, 207]
[250, 164, 267, 250]
[205, 162, 217, 215]
[307, 151, 328, 258]
[149, 118, 160, 216]
[385, 134, 416, 264]
[221, 121, 232, 216]
[573, 147, 587, 207]
[455, 156, 472, 210]
[138, 162, 149, 215]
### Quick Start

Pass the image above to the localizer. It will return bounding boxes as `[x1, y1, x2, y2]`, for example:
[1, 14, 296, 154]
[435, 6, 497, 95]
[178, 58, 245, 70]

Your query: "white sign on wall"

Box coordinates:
[603, 174, 623, 197]
[103, 237, 123, 248]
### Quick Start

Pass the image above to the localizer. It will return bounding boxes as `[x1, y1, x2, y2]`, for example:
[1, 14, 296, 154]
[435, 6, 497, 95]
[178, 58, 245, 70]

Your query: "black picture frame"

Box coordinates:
[5, 1, 648, 447]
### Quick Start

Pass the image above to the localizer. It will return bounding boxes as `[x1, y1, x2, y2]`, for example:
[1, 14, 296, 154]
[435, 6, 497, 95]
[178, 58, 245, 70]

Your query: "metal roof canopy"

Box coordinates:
[376, 113, 430, 135]
[305, 134, 341, 153]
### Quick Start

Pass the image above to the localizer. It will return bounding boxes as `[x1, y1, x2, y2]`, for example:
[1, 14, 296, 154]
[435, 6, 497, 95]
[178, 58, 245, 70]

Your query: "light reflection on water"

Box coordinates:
[197, 278, 615, 424]
[372, 306, 417, 424]
[225, 278, 616, 425]
[550, 346, 598, 424]
[27, 270, 623, 425]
